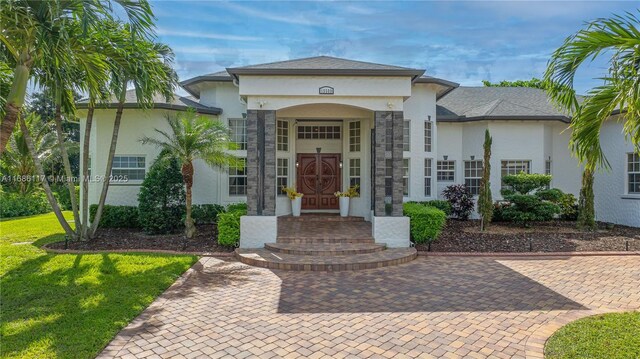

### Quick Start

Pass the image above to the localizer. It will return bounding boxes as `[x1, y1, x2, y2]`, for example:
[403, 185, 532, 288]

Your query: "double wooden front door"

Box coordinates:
[296, 153, 341, 210]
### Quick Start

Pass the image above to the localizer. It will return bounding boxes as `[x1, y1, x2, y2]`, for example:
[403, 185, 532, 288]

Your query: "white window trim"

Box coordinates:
[424, 158, 433, 197]
[464, 160, 483, 196]
[625, 152, 640, 197]
[277, 120, 289, 152]
[228, 158, 248, 197]
[110, 154, 146, 185]
[348, 120, 361, 153]
[424, 120, 432, 153]
[437, 160, 456, 182]
[228, 118, 247, 151]
[403, 158, 410, 197]
[403, 120, 411, 152]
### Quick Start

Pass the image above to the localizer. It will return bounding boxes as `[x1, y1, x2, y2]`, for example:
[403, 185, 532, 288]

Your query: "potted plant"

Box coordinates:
[282, 186, 303, 217]
[334, 185, 359, 217]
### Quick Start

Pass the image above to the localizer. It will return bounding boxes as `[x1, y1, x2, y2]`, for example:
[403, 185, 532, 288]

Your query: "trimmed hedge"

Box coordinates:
[0, 191, 51, 218]
[192, 204, 225, 224]
[408, 200, 452, 216]
[89, 204, 140, 228]
[403, 202, 447, 244]
[216, 203, 247, 247]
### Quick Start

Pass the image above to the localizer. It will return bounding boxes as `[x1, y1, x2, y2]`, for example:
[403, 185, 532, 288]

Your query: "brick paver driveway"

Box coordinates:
[100, 255, 640, 359]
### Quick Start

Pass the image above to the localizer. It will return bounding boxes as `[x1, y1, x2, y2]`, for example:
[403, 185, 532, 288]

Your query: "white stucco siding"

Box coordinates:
[238, 75, 412, 98]
[594, 120, 640, 227]
[549, 123, 582, 196]
[402, 84, 437, 201]
[79, 109, 223, 208]
[436, 123, 463, 195]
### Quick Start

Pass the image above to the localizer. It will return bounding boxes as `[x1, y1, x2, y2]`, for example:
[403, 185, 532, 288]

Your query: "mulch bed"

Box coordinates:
[47, 224, 235, 253]
[417, 220, 640, 253]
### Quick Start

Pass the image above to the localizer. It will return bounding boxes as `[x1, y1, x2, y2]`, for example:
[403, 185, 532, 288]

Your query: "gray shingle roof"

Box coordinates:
[436, 87, 571, 123]
[76, 89, 222, 115]
[230, 56, 417, 71]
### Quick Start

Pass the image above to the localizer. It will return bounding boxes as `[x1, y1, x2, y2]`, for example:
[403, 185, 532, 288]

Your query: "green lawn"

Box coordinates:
[0, 212, 198, 359]
[545, 311, 640, 359]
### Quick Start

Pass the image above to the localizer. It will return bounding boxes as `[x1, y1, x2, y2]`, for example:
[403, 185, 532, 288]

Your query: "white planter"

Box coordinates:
[339, 197, 350, 217]
[291, 197, 302, 217]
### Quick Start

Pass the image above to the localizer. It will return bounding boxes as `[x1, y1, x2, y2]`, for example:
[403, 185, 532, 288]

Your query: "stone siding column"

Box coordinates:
[374, 111, 389, 216]
[245, 109, 276, 216]
[391, 111, 404, 217]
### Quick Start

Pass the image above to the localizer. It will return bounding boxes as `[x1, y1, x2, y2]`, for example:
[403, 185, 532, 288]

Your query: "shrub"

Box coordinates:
[407, 200, 451, 216]
[403, 202, 447, 244]
[0, 190, 50, 218]
[138, 157, 185, 234]
[52, 184, 79, 211]
[500, 173, 560, 226]
[89, 204, 139, 228]
[492, 200, 511, 222]
[217, 207, 246, 247]
[442, 184, 475, 220]
[225, 202, 247, 213]
[558, 193, 579, 220]
[191, 204, 225, 224]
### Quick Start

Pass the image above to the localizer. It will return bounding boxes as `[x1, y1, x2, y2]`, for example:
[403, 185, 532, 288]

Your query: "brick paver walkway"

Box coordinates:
[99, 256, 640, 359]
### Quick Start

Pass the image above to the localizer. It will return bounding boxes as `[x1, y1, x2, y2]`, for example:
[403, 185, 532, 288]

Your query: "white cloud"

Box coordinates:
[157, 28, 262, 41]
[217, 1, 317, 26]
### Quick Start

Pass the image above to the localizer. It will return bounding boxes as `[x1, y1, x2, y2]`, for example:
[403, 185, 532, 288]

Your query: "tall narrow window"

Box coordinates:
[403, 158, 410, 196]
[385, 159, 393, 196]
[464, 160, 483, 195]
[228, 159, 247, 195]
[228, 118, 247, 150]
[437, 160, 455, 181]
[424, 121, 432, 152]
[403, 120, 411, 151]
[277, 120, 288, 151]
[628, 153, 640, 194]
[501, 160, 530, 187]
[111, 156, 145, 181]
[545, 159, 552, 175]
[349, 158, 361, 190]
[424, 158, 432, 197]
[277, 158, 288, 195]
[349, 121, 361, 152]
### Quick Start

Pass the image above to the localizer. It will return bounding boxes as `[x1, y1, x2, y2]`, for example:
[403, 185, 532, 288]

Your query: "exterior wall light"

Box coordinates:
[295, 161, 299, 168]
[443, 155, 448, 160]
[470, 155, 475, 160]
[339, 161, 343, 169]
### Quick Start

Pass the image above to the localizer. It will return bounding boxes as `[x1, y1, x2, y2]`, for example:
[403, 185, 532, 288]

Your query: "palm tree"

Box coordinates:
[544, 10, 640, 229]
[88, 22, 178, 238]
[0, 0, 154, 155]
[1, 113, 56, 195]
[141, 110, 239, 239]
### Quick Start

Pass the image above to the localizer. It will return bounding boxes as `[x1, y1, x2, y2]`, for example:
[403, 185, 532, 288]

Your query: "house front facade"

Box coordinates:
[78, 56, 640, 248]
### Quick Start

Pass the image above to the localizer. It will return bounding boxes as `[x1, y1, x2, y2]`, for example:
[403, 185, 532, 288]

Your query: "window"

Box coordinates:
[403, 120, 411, 151]
[403, 158, 410, 196]
[277, 120, 288, 151]
[228, 118, 247, 150]
[437, 161, 455, 181]
[297, 125, 341, 139]
[501, 160, 530, 186]
[349, 158, 361, 191]
[424, 158, 432, 197]
[545, 159, 552, 176]
[277, 158, 288, 195]
[228, 159, 247, 196]
[464, 160, 483, 195]
[111, 156, 145, 181]
[424, 121, 432, 152]
[349, 121, 361, 152]
[628, 153, 640, 194]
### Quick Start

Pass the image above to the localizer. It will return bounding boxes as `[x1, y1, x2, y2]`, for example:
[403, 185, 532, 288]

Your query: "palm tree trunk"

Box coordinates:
[19, 116, 75, 238]
[89, 84, 127, 238]
[81, 106, 94, 240]
[0, 55, 31, 155]
[53, 104, 81, 233]
[182, 161, 196, 240]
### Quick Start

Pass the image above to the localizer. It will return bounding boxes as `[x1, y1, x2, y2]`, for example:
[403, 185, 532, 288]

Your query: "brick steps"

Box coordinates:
[235, 248, 417, 271]
[276, 236, 375, 244]
[279, 215, 365, 222]
[265, 242, 386, 256]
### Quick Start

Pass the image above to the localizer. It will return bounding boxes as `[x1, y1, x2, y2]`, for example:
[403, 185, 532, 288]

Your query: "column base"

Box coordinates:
[372, 216, 410, 248]
[240, 216, 277, 248]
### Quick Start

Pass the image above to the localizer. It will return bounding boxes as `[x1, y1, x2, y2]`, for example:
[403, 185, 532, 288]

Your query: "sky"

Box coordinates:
[150, 1, 638, 95]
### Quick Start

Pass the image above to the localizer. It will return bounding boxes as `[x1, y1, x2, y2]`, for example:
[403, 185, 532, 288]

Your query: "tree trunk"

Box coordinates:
[182, 161, 196, 240]
[0, 53, 31, 155]
[577, 167, 596, 230]
[81, 106, 94, 240]
[89, 85, 127, 238]
[19, 116, 75, 238]
[53, 104, 81, 233]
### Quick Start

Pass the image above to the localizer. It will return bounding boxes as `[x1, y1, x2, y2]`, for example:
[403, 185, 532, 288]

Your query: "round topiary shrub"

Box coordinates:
[138, 157, 185, 234]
